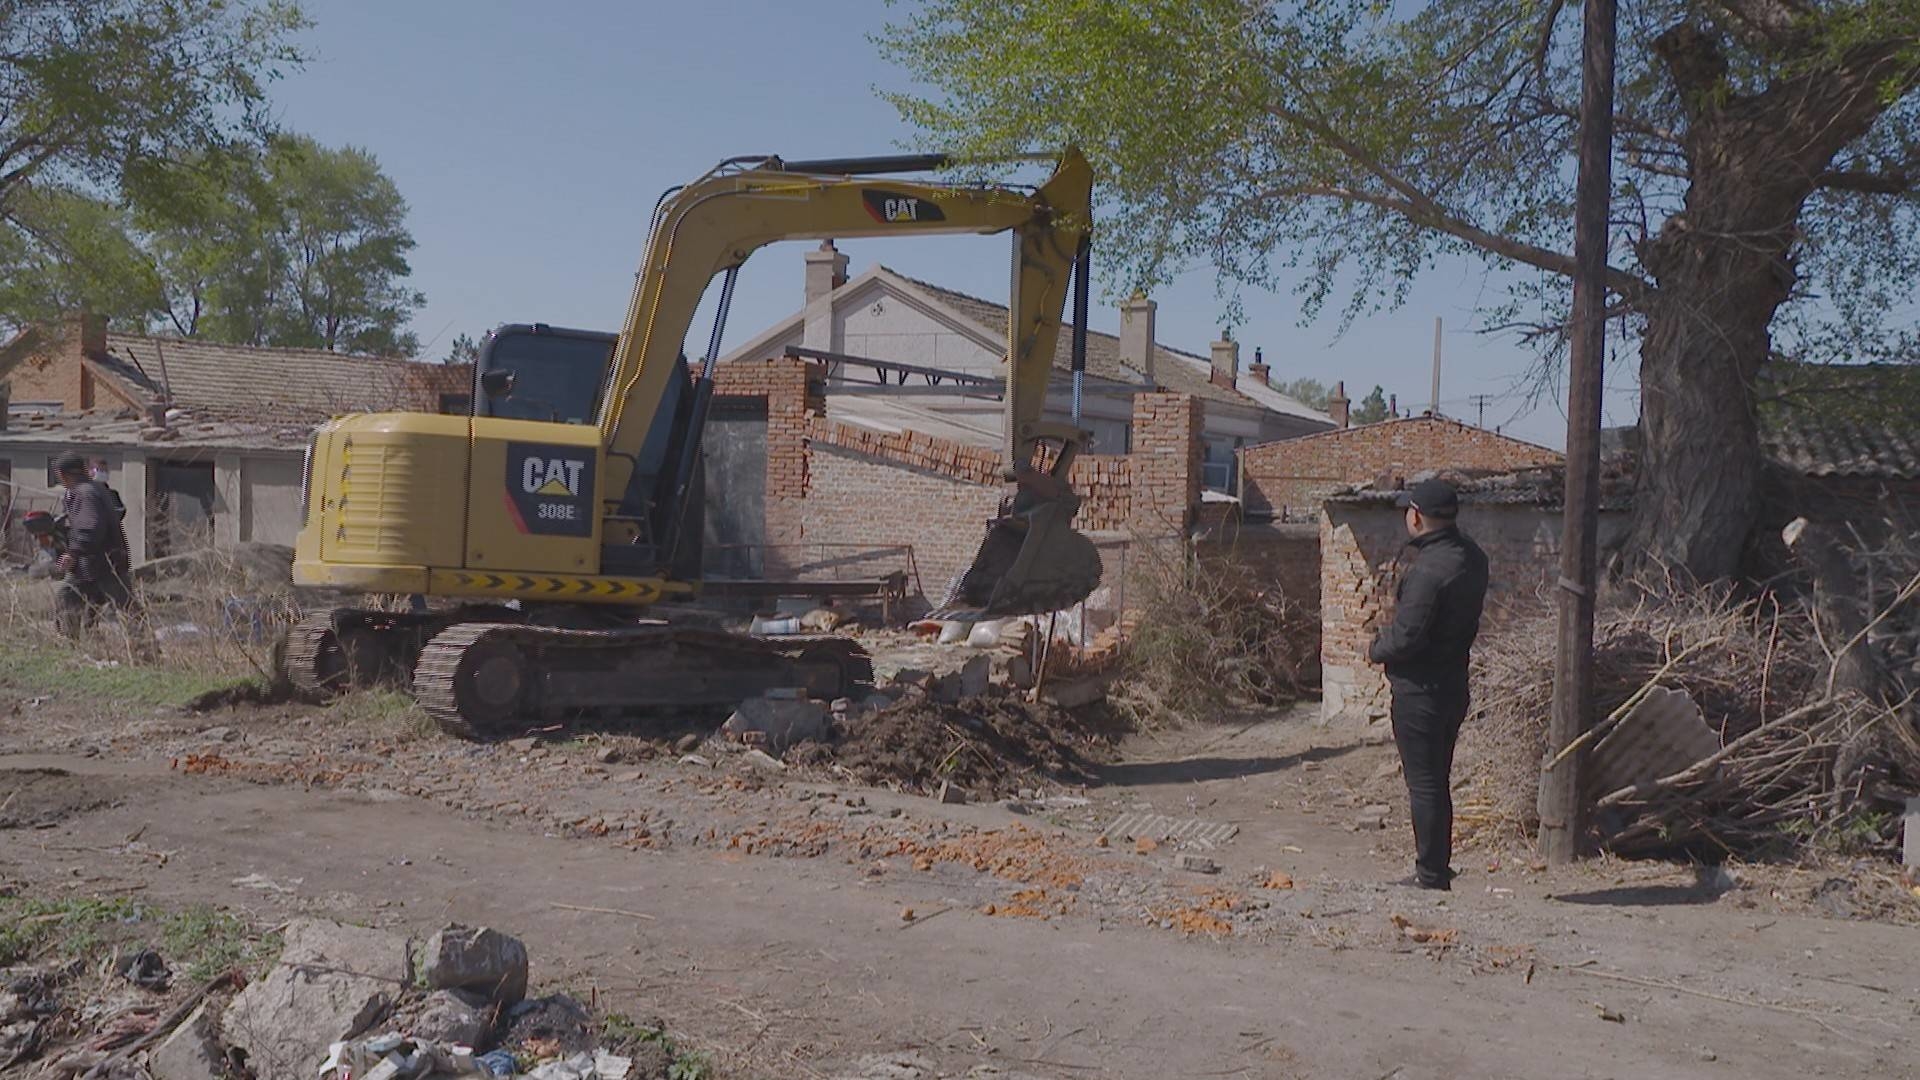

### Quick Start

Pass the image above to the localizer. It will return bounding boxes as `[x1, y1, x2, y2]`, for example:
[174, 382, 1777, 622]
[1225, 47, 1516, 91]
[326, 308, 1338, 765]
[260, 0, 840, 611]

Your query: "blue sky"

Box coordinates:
[270, 0, 1643, 447]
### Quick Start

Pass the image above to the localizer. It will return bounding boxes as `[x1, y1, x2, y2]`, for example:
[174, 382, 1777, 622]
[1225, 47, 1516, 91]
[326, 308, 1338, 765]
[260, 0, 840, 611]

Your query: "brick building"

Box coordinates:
[0, 317, 468, 562]
[719, 249, 1332, 491]
[707, 356, 1223, 613]
[1240, 411, 1561, 521]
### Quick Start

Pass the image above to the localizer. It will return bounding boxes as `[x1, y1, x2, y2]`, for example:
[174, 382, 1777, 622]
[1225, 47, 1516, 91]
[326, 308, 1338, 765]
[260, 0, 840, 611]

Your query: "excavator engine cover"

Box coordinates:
[935, 491, 1102, 622]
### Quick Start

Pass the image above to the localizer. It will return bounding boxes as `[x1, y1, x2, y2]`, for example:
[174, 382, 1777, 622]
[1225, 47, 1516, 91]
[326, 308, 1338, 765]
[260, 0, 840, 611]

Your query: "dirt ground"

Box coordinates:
[2, 658, 1918, 1079]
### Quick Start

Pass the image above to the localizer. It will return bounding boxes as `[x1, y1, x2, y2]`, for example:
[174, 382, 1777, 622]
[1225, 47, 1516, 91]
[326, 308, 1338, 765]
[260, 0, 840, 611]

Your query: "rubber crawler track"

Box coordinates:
[413, 621, 873, 740]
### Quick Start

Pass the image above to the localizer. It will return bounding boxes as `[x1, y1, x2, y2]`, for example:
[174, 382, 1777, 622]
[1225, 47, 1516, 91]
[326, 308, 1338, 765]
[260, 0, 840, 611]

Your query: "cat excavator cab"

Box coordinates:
[286, 149, 1101, 737]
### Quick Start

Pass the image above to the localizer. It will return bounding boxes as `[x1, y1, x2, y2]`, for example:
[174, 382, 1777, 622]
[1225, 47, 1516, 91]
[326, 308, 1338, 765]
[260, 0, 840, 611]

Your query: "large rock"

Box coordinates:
[407, 988, 492, 1048]
[720, 692, 829, 751]
[424, 924, 528, 1006]
[148, 1003, 223, 1080]
[221, 919, 411, 1080]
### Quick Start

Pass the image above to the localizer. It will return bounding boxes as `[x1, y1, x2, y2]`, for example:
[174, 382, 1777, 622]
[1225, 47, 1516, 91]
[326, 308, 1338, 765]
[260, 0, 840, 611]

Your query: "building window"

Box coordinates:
[1202, 437, 1240, 493]
[439, 393, 473, 415]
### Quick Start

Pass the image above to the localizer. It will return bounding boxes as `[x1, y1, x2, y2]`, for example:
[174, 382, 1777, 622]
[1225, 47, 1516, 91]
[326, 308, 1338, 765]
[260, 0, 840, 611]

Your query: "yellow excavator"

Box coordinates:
[286, 149, 1102, 737]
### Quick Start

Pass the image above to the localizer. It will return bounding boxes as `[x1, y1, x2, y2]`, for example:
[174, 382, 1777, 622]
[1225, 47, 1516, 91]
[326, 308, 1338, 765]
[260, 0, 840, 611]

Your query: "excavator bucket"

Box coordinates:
[930, 490, 1103, 623]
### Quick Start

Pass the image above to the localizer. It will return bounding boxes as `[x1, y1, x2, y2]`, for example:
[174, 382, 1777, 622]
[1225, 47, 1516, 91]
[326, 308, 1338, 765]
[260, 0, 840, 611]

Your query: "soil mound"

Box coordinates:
[791, 694, 1107, 798]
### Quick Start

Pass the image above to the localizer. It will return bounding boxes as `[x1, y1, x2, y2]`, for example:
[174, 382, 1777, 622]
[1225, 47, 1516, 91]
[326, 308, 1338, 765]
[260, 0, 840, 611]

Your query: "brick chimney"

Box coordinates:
[1119, 292, 1156, 384]
[1329, 380, 1350, 428]
[77, 313, 107, 357]
[1210, 331, 1238, 389]
[803, 239, 849, 306]
[1247, 346, 1271, 388]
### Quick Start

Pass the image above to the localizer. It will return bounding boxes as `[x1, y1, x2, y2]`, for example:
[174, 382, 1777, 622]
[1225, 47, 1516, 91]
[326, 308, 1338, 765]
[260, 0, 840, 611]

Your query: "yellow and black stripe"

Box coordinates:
[431, 570, 695, 605]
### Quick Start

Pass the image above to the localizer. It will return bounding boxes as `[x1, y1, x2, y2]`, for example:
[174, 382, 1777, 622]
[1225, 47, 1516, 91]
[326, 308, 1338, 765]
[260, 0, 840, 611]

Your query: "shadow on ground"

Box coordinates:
[1549, 867, 1738, 908]
[1094, 742, 1361, 786]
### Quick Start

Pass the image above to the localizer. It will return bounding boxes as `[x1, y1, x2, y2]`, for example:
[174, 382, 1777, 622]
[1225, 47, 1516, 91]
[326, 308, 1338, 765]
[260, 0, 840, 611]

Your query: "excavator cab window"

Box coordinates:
[473, 324, 614, 425]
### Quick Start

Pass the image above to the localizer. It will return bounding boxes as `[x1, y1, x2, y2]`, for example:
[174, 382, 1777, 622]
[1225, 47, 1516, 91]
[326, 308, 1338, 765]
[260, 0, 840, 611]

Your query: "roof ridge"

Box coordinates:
[1245, 414, 1560, 454]
[103, 331, 437, 368]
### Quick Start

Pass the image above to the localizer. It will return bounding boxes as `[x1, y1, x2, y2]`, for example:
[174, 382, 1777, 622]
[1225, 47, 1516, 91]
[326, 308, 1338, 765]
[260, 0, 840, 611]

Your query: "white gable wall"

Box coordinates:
[832, 281, 1002, 377]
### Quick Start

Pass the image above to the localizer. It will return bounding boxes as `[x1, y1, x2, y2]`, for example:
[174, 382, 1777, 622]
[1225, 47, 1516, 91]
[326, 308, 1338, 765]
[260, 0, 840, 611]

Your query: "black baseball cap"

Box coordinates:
[1395, 478, 1460, 517]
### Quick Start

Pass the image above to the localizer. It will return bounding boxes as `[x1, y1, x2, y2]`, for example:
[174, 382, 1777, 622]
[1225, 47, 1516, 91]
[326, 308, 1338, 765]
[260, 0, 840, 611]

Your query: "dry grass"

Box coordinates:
[1462, 567, 1917, 859]
[1109, 540, 1317, 726]
[0, 545, 298, 703]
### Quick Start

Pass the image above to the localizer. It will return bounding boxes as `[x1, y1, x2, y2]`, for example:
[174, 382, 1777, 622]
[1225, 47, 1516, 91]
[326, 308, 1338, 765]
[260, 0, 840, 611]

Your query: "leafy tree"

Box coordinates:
[0, 0, 307, 329]
[1352, 385, 1391, 424]
[1275, 376, 1330, 410]
[266, 135, 424, 354]
[0, 188, 163, 324]
[880, 0, 1920, 581]
[444, 333, 481, 364]
[135, 135, 424, 354]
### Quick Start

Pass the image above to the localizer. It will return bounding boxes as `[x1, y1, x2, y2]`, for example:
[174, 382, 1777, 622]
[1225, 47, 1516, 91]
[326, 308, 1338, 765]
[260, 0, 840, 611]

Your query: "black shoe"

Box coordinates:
[1389, 874, 1451, 891]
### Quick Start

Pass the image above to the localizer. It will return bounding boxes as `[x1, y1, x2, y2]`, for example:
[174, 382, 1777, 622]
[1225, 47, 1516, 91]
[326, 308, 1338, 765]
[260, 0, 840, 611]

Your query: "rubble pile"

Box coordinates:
[5, 917, 680, 1080]
[1464, 544, 1920, 858]
[792, 693, 1105, 800]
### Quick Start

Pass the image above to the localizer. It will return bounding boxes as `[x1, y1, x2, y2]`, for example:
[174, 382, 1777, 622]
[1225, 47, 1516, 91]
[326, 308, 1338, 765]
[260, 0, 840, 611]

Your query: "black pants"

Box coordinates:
[1389, 673, 1471, 887]
[56, 574, 135, 640]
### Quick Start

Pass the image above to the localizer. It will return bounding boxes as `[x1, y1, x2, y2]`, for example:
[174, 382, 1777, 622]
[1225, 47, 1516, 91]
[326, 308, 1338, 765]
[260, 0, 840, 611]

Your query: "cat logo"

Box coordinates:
[862, 189, 947, 224]
[505, 442, 596, 537]
[522, 456, 586, 497]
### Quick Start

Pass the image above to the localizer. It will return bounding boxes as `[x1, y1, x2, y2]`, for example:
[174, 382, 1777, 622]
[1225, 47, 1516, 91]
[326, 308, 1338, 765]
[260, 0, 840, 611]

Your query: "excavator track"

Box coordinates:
[284, 612, 347, 699]
[414, 621, 873, 740]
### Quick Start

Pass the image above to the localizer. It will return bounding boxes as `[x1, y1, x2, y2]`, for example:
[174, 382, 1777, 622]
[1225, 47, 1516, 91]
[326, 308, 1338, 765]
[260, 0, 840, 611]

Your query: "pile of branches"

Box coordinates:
[1464, 539, 1920, 858]
[1109, 541, 1316, 726]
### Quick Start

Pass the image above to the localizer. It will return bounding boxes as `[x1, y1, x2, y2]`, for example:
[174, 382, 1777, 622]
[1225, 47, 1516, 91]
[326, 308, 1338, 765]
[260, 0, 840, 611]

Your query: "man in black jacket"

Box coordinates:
[1368, 479, 1489, 890]
[53, 452, 136, 639]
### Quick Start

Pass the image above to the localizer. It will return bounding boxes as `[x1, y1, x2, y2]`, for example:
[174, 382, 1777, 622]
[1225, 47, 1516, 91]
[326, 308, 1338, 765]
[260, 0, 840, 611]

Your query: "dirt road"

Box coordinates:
[2, 698, 1915, 1079]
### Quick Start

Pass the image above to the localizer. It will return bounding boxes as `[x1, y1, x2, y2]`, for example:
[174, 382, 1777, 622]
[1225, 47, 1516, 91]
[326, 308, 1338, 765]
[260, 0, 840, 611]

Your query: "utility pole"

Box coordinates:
[1430, 317, 1443, 416]
[1540, 0, 1615, 865]
[1469, 394, 1495, 428]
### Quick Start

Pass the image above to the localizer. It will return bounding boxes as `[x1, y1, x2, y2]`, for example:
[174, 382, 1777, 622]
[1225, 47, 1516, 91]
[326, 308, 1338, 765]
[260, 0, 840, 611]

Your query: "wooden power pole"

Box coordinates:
[1540, 0, 1616, 865]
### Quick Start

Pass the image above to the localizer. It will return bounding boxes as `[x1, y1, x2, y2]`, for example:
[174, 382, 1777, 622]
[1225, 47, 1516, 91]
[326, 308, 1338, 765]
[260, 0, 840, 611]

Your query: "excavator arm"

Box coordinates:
[599, 150, 1101, 619]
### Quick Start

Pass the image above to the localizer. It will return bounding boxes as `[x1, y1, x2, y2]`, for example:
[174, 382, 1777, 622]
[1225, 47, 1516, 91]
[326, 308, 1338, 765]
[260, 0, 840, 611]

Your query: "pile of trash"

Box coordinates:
[8, 918, 678, 1080]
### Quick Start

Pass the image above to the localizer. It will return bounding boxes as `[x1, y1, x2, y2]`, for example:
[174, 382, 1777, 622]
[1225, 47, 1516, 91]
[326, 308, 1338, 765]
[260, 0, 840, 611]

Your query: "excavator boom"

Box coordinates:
[598, 150, 1100, 620]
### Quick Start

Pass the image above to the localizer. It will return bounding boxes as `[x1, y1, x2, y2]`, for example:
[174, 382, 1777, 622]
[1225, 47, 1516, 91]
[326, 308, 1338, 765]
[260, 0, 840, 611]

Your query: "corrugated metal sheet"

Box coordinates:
[1589, 686, 1720, 797]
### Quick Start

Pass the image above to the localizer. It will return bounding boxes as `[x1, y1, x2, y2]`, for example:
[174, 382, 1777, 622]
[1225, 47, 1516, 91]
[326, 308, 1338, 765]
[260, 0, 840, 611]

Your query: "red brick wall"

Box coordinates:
[803, 445, 1005, 599]
[3, 320, 94, 410]
[1130, 392, 1203, 534]
[709, 359, 1205, 610]
[1242, 418, 1561, 518]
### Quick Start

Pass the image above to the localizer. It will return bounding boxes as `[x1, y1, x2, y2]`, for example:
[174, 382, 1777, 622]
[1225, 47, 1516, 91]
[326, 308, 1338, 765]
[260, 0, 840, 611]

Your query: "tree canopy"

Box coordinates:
[880, 0, 1920, 579]
[1352, 385, 1391, 425]
[0, 0, 306, 312]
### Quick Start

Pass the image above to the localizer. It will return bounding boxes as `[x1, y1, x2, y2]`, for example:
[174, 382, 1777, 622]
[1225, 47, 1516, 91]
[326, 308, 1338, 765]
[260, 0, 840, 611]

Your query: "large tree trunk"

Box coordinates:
[1628, 228, 1786, 582]
[1623, 23, 1912, 582]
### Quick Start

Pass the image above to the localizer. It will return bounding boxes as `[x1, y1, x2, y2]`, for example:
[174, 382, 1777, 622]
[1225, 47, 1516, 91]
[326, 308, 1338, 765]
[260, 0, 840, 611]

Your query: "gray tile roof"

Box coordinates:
[1762, 415, 1920, 480]
[893, 272, 1322, 417]
[93, 334, 467, 422]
